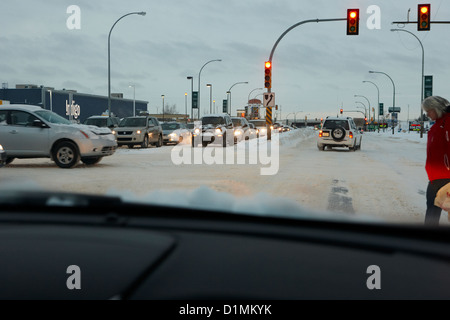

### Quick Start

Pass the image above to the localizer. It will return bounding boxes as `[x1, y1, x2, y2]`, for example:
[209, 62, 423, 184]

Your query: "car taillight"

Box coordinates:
[349, 131, 353, 139]
[319, 130, 323, 138]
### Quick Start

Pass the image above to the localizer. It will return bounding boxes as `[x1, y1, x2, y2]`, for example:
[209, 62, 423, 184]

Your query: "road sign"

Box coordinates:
[424, 75, 433, 98]
[192, 91, 198, 109]
[388, 107, 401, 113]
[263, 92, 275, 107]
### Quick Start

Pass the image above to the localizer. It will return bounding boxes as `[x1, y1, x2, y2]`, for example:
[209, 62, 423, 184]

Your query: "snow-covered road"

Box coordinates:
[1, 128, 447, 225]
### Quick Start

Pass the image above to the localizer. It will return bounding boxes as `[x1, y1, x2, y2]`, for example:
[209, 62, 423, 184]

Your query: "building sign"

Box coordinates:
[66, 100, 81, 119]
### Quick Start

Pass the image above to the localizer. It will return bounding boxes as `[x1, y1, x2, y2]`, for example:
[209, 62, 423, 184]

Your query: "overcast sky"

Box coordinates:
[1, 0, 449, 121]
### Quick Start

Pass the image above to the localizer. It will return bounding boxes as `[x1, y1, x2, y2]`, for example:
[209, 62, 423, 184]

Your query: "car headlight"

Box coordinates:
[234, 130, 242, 136]
[0, 144, 3, 151]
[169, 133, 178, 138]
[215, 128, 222, 134]
[111, 130, 116, 135]
[136, 130, 142, 135]
[194, 128, 201, 134]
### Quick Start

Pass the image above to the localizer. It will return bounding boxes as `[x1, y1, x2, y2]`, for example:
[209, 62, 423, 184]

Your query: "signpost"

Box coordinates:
[424, 75, 433, 98]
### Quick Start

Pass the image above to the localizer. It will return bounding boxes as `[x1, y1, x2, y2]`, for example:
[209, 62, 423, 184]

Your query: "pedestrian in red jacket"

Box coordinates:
[421, 96, 450, 226]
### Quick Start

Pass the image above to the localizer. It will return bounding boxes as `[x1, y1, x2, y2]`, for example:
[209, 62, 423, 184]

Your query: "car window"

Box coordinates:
[202, 117, 225, 126]
[119, 118, 146, 127]
[323, 120, 350, 130]
[10, 111, 39, 127]
[0, 110, 7, 125]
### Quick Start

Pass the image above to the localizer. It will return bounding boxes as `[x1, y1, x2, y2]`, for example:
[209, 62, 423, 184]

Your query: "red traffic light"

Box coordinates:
[264, 61, 272, 89]
[347, 9, 359, 35]
[418, 4, 430, 31]
[340, 108, 343, 114]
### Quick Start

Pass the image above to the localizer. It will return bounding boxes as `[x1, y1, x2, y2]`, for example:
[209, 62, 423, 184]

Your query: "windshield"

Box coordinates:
[201, 117, 225, 126]
[231, 119, 242, 127]
[249, 120, 266, 127]
[162, 123, 180, 130]
[1, 0, 450, 231]
[35, 110, 72, 125]
[84, 118, 108, 127]
[119, 117, 147, 127]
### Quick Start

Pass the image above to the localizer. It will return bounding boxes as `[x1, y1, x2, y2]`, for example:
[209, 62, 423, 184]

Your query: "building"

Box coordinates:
[0, 84, 148, 123]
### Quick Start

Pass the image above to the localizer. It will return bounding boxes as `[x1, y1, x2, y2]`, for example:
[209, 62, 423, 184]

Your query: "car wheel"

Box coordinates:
[81, 157, 102, 165]
[141, 135, 149, 148]
[156, 135, 163, 148]
[331, 127, 346, 141]
[127, 145, 134, 149]
[358, 139, 362, 150]
[53, 141, 80, 168]
[5, 157, 15, 165]
[317, 145, 325, 151]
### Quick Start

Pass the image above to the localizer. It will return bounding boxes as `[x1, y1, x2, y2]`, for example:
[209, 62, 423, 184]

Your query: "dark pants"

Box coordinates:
[425, 179, 450, 226]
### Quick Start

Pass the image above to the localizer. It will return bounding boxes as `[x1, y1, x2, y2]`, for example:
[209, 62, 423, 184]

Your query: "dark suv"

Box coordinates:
[116, 116, 163, 148]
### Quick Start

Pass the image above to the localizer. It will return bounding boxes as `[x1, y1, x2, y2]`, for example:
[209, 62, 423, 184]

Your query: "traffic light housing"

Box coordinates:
[340, 108, 343, 114]
[347, 9, 359, 35]
[264, 61, 272, 89]
[418, 4, 430, 31]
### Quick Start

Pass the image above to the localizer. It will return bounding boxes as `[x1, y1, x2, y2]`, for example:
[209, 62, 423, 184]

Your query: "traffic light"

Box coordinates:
[264, 61, 272, 89]
[418, 4, 430, 31]
[347, 9, 359, 35]
[340, 108, 343, 114]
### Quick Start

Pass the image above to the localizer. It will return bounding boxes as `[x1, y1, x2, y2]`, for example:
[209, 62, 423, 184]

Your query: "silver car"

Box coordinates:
[0, 105, 117, 168]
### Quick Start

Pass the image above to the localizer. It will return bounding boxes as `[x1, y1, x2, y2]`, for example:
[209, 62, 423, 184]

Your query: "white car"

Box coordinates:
[161, 122, 191, 145]
[317, 116, 362, 151]
[192, 114, 234, 147]
[0, 104, 117, 168]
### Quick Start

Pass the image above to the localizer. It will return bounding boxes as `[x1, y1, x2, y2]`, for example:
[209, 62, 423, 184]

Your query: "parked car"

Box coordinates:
[161, 122, 190, 145]
[231, 117, 253, 143]
[317, 116, 362, 151]
[192, 114, 234, 147]
[0, 104, 117, 168]
[116, 116, 163, 148]
[0, 144, 6, 167]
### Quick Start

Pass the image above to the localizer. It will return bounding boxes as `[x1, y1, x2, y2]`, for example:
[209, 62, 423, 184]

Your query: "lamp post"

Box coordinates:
[391, 28, 425, 138]
[198, 59, 221, 119]
[129, 85, 135, 116]
[228, 81, 249, 115]
[108, 11, 146, 118]
[354, 94, 371, 129]
[369, 70, 396, 134]
[161, 95, 165, 122]
[187, 76, 193, 119]
[185, 92, 188, 123]
[248, 88, 263, 103]
[363, 80, 380, 131]
[206, 84, 212, 114]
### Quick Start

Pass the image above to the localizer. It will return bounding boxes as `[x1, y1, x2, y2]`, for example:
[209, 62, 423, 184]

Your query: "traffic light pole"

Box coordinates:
[266, 18, 347, 140]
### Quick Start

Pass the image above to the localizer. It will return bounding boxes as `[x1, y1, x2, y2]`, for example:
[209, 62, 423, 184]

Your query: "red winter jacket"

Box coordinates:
[426, 112, 450, 181]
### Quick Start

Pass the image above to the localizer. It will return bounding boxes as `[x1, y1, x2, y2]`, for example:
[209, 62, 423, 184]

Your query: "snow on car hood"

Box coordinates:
[72, 124, 113, 134]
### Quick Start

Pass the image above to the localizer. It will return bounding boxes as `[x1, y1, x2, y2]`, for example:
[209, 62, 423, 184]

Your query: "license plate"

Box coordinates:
[323, 132, 329, 137]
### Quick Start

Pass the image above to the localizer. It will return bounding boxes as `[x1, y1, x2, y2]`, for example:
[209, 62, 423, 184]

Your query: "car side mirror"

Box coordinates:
[33, 119, 48, 128]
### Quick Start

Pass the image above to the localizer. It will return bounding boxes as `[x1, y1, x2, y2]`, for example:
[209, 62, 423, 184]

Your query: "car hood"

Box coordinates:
[116, 126, 146, 131]
[72, 124, 112, 135]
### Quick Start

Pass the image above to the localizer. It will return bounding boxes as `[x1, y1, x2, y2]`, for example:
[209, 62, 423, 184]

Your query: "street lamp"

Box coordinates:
[198, 59, 221, 118]
[363, 81, 380, 130]
[108, 11, 146, 118]
[391, 28, 425, 137]
[369, 70, 396, 134]
[354, 94, 370, 126]
[187, 76, 193, 119]
[129, 85, 135, 116]
[161, 95, 165, 122]
[185, 92, 188, 123]
[228, 81, 249, 115]
[206, 84, 212, 114]
[248, 88, 263, 103]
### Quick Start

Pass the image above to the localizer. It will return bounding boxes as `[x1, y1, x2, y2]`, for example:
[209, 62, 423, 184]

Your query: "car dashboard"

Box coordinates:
[0, 191, 449, 301]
